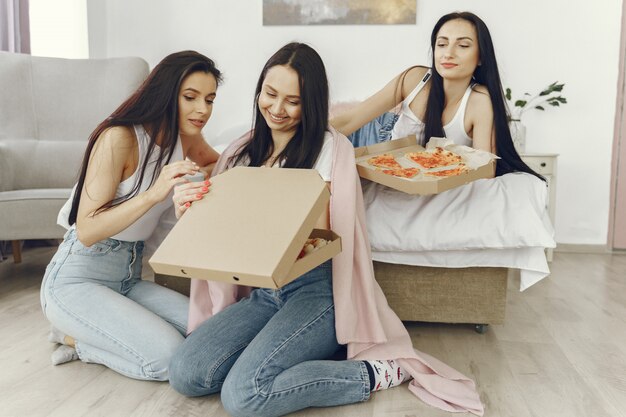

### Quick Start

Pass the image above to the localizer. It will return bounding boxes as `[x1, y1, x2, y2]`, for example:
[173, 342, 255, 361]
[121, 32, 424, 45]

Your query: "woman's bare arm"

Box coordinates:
[330, 66, 428, 137]
[75, 127, 199, 246]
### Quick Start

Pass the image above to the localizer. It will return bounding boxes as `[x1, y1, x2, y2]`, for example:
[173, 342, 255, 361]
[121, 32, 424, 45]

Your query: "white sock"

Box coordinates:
[51, 345, 79, 365]
[368, 360, 412, 392]
[48, 327, 66, 345]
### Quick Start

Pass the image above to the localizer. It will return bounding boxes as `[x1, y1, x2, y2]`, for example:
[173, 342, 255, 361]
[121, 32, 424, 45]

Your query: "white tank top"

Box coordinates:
[390, 69, 474, 147]
[110, 125, 184, 241]
[57, 124, 184, 242]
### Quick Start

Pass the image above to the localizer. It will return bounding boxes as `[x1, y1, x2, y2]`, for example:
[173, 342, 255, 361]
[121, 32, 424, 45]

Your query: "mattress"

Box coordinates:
[364, 172, 556, 290]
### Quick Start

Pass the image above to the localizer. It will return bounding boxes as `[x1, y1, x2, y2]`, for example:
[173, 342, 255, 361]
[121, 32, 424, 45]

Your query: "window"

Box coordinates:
[29, 0, 88, 58]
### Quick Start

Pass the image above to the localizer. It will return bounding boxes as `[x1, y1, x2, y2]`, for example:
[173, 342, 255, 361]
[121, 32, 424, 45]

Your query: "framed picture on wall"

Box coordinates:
[263, 0, 416, 26]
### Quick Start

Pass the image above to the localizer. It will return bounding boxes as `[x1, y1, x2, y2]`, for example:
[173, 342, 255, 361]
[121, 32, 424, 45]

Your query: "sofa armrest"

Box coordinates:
[0, 142, 14, 192]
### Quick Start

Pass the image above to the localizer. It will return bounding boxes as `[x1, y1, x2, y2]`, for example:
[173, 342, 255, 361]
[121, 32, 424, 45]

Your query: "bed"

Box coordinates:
[360, 171, 554, 332]
[373, 263, 508, 333]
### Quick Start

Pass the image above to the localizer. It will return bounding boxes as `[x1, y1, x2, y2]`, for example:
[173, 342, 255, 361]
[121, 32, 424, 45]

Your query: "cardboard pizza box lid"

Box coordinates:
[355, 135, 496, 194]
[149, 166, 341, 289]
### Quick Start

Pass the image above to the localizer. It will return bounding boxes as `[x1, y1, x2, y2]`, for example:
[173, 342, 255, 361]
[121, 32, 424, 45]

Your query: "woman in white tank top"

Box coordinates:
[40, 51, 222, 381]
[332, 11, 542, 180]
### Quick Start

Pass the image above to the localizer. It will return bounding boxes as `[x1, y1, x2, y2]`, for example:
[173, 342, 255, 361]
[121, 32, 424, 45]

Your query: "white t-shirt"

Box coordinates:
[310, 131, 333, 181]
[233, 131, 334, 181]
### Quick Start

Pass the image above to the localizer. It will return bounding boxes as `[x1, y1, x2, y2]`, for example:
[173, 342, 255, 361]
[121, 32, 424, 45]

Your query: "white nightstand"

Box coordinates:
[520, 153, 558, 261]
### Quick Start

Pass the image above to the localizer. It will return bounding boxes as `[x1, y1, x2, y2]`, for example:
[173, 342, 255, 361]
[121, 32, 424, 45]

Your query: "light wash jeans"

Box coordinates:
[169, 261, 370, 417]
[347, 112, 398, 147]
[40, 228, 190, 381]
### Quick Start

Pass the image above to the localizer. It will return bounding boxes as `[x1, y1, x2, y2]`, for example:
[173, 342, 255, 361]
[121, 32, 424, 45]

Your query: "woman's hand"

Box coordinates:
[173, 179, 211, 219]
[147, 160, 200, 204]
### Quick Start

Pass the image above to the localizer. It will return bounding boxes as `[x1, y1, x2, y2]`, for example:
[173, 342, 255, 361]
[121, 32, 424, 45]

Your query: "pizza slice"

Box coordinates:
[406, 147, 463, 168]
[432, 147, 463, 165]
[367, 153, 402, 169]
[404, 151, 440, 168]
[297, 238, 329, 259]
[423, 164, 469, 177]
[380, 167, 421, 178]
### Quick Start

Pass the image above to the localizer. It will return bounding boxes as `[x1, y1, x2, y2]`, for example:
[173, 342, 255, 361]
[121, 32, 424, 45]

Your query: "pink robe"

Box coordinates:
[188, 128, 484, 415]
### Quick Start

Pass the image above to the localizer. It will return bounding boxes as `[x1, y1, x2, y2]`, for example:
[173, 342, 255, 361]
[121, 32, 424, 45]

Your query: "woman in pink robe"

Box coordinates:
[169, 42, 484, 417]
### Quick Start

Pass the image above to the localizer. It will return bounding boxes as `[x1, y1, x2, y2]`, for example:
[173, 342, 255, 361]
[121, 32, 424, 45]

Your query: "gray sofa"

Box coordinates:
[0, 51, 149, 262]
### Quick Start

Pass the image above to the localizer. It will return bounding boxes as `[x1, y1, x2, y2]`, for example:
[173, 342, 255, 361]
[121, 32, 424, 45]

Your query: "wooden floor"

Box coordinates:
[1, 246, 625, 417]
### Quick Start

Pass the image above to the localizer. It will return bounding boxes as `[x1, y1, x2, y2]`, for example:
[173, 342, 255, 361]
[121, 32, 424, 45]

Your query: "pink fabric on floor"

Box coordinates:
[187, 128, 484, 415]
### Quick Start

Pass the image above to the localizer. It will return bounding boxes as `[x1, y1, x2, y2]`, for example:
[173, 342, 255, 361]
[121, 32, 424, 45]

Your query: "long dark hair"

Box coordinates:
[421, 12, 543, 180]
[230, 42, 328, 169]
[68, 51, 222, 225]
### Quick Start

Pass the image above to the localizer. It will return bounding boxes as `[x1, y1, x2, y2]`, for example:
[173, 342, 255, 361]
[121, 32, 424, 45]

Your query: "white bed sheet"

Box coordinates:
[372, 247, 549, 291]
[364, 172, 556, 290]
[364, 172, 555, 251]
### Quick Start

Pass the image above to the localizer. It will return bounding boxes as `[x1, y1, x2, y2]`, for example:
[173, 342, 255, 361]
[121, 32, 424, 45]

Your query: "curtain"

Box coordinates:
[0, 0, 30, 53]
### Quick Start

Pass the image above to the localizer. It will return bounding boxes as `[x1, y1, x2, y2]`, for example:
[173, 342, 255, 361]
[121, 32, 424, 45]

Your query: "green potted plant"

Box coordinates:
[505, 81, 567, 153]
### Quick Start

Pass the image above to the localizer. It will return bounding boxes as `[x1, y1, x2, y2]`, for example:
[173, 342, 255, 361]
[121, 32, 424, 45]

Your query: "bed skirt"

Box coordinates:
[373, 262, 508, 326]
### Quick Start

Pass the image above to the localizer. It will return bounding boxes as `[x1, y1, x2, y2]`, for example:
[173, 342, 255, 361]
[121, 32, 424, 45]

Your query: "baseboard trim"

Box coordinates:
[554, 243, 610, 254]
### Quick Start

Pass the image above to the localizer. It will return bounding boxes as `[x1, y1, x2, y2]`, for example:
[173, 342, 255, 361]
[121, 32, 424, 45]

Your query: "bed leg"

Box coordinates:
[474, 324, 489, 334]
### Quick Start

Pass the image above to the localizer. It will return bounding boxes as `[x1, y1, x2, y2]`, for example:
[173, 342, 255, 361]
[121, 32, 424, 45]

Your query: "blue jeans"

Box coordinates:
[169, 262, 370, 417]
[347, 112, 398, 147]
[40, 229, 190, 381]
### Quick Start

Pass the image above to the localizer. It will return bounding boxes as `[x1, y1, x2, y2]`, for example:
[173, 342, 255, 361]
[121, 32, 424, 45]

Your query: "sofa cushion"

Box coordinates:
[0, 139, 87, 190]
[0, 51, 149, 142]
[0, 141, 13, 192]
[31, 57, 148, 141]
[0, 52, 36, 140]
[0, 197, 68, 240]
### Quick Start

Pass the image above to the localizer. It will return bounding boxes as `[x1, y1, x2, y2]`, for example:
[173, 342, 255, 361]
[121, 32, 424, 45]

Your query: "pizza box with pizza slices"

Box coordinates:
[354, 135, 497, 195]
[149, 166, 341, 289]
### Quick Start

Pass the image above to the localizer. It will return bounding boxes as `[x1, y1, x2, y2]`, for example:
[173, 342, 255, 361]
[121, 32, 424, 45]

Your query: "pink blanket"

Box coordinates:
[188, 128, 484, 415]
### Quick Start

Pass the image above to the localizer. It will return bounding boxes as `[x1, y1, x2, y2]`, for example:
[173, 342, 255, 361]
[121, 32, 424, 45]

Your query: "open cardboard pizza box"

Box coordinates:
[354, 135, 496, 195]
[149, 166, 341, 289]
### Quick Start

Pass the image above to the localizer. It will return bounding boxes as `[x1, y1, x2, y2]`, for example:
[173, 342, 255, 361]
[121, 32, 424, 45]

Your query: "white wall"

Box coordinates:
[87, 0, 623, 246]
[30, 0, 88, 58]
